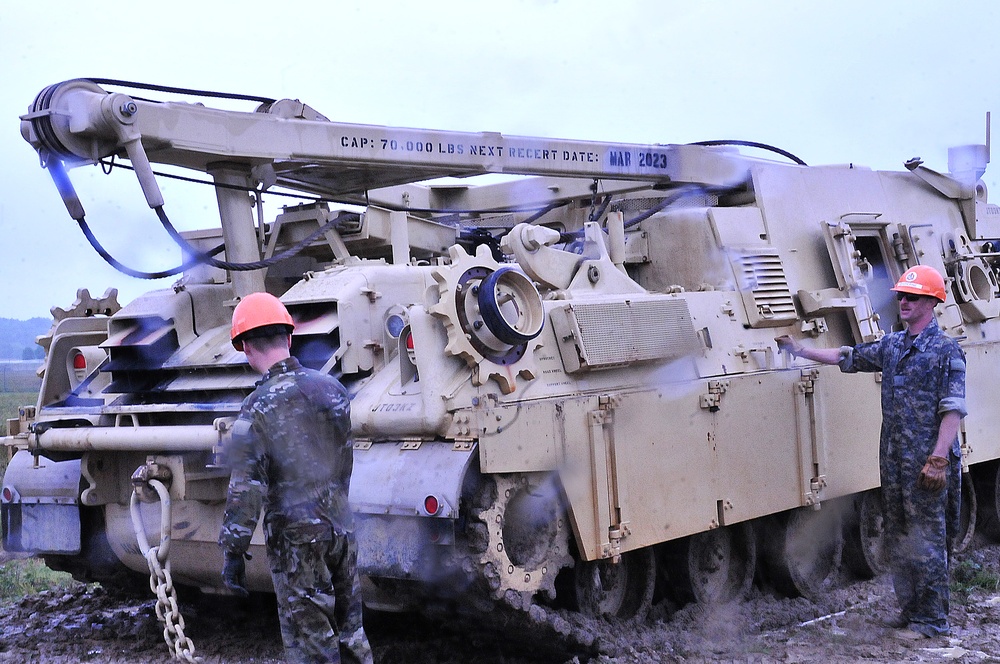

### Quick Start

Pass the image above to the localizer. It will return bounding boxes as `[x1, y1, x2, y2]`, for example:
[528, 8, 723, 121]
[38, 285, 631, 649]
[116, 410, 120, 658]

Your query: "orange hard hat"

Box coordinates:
[891, 265, 947, 302]
[230, 292, 294, 351]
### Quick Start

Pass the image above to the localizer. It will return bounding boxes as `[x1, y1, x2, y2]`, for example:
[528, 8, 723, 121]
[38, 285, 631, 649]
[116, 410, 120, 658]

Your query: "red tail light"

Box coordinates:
[2, 487, 13, 502]
[405, 332, 416, 365]
[72, 351, 88, 381]
[423, 494, 440, 516]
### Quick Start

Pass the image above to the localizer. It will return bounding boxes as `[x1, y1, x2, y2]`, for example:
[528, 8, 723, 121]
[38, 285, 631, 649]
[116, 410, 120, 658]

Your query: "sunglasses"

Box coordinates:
[896, 293, 923, 302]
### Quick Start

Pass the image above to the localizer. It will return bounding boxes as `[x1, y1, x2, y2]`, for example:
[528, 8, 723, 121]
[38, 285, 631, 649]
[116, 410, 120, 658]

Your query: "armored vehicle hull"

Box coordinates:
[5, 80, 1000, 624]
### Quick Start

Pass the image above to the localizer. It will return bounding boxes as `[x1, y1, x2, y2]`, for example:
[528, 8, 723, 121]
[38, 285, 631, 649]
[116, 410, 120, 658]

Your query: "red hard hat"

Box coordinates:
[230, 292, 294, 351]
[891, 265, 947, 302]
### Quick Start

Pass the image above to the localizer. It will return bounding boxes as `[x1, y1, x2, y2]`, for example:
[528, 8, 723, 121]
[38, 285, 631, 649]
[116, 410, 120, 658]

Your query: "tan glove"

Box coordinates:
[775, 335, 803, 357]
[917, 455, 948, 492]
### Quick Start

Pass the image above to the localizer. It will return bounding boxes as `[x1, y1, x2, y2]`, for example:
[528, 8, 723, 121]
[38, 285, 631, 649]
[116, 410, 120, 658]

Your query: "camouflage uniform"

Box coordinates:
[839, 318, 966, 636]
[219, 357, 373, 664]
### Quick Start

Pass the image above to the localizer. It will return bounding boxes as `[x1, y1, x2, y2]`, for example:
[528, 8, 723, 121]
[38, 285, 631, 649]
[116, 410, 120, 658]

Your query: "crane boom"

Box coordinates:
[21, 79, 748, 205]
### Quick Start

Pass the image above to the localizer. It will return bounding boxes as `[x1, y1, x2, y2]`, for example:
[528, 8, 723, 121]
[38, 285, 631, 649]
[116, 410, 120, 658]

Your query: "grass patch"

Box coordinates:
[0, 391, 37, 421]
[0, 557, 76, 600]
[952, 558, 1000, 598]
[0, 362, 42, 394]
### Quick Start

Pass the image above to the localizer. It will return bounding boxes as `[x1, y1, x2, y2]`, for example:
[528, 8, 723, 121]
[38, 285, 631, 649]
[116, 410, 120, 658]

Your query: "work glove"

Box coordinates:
[222, 551, 249, 597]
[774, 335, 802, 357]
[917, 455, 949, 492]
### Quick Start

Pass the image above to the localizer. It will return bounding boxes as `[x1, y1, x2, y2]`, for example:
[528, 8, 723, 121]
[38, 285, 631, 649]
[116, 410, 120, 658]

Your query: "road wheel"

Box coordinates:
[570, 547, 656, 620]
[761, 507, 842, 600]
[664, 522, 756, 604]
[842, 490, 887, 578]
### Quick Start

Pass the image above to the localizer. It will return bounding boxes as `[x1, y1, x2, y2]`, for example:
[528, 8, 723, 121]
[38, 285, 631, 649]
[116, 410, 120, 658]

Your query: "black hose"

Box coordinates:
[74, 217, 225, 279]
[623, 186, 705, 229]
[74, 208, 358, 280]
[154, 206, 359, 272]
[89, 78, 275, 105]
[689, 140, 807, 166]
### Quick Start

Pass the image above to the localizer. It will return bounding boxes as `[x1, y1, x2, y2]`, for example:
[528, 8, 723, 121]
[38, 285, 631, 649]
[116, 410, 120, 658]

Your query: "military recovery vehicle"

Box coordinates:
[5, 79, 1000, 630]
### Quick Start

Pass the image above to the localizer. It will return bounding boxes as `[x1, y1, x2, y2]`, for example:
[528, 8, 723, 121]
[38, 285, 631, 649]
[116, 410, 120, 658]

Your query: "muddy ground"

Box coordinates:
[2, 538, 1000, 663]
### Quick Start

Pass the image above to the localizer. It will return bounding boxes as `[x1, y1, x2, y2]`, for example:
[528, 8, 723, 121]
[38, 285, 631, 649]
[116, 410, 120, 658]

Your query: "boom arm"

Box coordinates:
[21, 79, 749, 204]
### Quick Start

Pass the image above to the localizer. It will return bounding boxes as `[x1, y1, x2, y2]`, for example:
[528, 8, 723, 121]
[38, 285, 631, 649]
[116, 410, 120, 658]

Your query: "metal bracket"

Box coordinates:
[805, 475, 828, 507]
[598, 393, 621, 410]
[733, 344, 775, 369]
[699, 380, 730, 412]
[607, 522, 631, 563]
[797, 368, 820, 394]
[589, 410, 613, 426]
[800, 318, 829, 337]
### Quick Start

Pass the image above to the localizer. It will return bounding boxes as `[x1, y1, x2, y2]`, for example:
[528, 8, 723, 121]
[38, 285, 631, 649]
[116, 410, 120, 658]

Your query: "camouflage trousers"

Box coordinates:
[266, 522, 373, 664]
[881, 462, 960, 636]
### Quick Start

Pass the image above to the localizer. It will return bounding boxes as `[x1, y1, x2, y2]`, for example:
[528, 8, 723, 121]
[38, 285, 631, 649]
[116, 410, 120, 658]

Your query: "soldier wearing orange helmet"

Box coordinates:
[228, 291, 295, 352]
[219, 292, 373, 664]
[889, 264, 948, 302]
[777, 265, 966, 640]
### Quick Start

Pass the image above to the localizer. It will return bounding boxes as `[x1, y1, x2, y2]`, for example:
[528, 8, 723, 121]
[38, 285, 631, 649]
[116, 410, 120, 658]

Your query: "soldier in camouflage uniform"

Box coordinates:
[777, 265, 966, 639]
[219, 292, 373, 664]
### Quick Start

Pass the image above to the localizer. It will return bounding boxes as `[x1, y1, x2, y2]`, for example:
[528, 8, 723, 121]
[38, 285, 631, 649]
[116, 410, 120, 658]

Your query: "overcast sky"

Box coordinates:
[1, 0, 998, 320]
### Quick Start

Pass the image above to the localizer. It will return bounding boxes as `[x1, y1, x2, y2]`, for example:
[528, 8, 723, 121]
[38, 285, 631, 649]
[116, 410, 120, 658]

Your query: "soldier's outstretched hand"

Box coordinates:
[775, 335, 802, 357]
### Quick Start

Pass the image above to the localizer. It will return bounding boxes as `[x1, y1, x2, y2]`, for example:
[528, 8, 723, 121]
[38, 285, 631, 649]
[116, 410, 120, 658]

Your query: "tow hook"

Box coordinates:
[131, 461, 173, 503]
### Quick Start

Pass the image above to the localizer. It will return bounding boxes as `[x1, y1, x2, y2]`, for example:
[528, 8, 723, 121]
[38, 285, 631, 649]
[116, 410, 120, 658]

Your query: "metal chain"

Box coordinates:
[130, 475, 202, 662]
[143, 548, 200, 661]
[587, 179, 599, 221]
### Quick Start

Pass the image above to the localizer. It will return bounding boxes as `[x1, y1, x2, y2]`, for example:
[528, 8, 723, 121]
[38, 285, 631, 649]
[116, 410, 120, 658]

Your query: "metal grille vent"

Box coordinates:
[609, 193, 717, 214]
[550, 298, 700, 372]
[735, 250, 798, 327]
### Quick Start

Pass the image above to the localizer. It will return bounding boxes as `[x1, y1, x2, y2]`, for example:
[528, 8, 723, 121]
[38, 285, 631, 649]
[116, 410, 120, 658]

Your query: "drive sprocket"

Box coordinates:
[429, 244, 544, 394]
[473, 473, 572, 607]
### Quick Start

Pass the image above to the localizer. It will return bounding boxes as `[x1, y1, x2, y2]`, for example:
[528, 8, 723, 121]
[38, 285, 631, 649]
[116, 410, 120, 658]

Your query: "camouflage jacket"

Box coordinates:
[219, 357, 354, 555]
[839, 318, 967, 467]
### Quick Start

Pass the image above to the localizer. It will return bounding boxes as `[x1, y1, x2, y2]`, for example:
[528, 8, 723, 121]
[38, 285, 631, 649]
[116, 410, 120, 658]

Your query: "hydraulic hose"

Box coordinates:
[75, 216, 226, 280]
[689, 140, 807, 166]
[49, 151, 360, 279]
[75, 207, 359, 280]
[153, 206, 359, 272]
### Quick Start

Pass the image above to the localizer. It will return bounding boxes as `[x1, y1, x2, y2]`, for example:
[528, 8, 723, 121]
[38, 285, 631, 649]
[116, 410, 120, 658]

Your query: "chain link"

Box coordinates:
[131, 474, 202, 662]
[143, 547, 201, 662]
